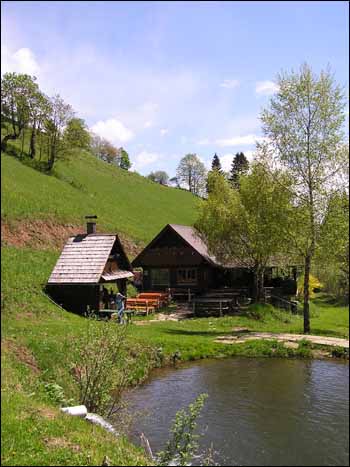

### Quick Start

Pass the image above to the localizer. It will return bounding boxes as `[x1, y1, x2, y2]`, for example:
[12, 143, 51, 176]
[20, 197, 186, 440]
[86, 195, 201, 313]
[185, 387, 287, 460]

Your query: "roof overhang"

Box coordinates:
[101, 270, 134, 281]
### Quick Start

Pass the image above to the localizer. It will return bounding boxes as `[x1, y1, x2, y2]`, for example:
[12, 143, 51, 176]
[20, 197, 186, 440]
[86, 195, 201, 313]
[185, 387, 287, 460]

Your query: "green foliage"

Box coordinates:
[196, 163, 294, 301]
[63, 118, 91, 151]
[71, 320, 129, 415]
[120, 148, 131, 170]
[229, 151, 249, 188]
[260, 62, 347, 332]
[211, 153, 222, 172]
[1, 73, 39, 136]
[156, 394, 208, 466]
[315, 190, 349, 301]
[43, 382, 74, 407]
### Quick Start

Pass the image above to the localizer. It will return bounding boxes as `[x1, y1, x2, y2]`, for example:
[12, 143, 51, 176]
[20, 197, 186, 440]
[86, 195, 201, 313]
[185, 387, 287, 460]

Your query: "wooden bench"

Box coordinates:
[137, 293, 169, 306]
[126, 298, 157, 315]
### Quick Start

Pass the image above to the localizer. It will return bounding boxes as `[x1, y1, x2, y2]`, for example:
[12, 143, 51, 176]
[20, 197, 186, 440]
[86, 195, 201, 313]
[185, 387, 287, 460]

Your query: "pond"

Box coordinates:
[124, 358, 349, 466]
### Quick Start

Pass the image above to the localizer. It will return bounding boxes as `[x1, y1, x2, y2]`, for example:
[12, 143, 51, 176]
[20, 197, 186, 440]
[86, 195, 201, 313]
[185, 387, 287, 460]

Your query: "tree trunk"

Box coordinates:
[30, 124, 36, 159]
[39, 131, 42, 161]
[258, 269, 265, 303]
[253, 271, 258, 302]
[20, 129, 25, 158]
[1, 133, 18, 152]
[303, 255, 311, 334]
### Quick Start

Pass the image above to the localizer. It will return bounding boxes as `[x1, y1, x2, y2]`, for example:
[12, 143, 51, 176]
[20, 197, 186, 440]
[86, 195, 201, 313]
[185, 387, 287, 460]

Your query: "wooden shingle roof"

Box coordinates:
[48, 234, 116, 284]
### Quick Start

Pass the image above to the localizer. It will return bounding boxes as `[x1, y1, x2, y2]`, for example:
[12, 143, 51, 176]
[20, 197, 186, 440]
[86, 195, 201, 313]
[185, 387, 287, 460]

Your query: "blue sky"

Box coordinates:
[2, 1, 349, 176]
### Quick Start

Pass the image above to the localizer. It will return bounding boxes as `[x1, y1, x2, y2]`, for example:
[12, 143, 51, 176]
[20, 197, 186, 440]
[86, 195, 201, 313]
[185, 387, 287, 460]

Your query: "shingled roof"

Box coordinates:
[48, 234, 133, 284]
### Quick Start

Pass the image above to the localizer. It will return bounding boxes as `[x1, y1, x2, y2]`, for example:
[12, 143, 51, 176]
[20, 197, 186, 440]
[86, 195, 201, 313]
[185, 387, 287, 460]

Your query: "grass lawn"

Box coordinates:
[1, 246, 348, 466]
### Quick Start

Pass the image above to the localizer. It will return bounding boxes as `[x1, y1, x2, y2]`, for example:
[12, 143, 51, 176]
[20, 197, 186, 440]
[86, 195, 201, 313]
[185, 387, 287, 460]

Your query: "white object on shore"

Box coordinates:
[61, 405, 88, 417]
[86, 413, 119, 436]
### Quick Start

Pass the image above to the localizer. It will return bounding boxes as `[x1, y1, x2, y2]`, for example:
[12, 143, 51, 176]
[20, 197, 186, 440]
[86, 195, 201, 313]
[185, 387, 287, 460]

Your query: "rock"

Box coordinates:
[284, 341, 299, 349]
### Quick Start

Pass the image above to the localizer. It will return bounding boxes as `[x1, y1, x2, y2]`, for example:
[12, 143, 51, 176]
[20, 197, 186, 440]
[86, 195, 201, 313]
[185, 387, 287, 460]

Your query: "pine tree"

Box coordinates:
[230, 152, 249, 188]
[211, 153, 222, 172]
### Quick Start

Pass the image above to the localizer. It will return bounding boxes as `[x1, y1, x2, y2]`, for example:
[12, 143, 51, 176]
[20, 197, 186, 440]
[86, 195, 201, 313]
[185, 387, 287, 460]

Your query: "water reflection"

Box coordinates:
[124, 358, 349, 466]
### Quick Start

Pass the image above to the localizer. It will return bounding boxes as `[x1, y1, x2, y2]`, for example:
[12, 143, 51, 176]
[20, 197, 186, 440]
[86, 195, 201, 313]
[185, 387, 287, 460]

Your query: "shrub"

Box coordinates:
[71, 320, 129, 415]
[156, 393, 208, 466]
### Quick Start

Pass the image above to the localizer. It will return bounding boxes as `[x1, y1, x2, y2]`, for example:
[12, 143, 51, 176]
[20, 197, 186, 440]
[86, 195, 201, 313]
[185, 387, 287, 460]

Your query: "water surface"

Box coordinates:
[124, 358, 349, 466]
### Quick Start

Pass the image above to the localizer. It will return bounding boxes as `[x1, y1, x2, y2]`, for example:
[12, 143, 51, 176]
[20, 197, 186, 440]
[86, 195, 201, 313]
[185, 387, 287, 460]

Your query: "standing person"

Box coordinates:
[115, 291, 126, 324]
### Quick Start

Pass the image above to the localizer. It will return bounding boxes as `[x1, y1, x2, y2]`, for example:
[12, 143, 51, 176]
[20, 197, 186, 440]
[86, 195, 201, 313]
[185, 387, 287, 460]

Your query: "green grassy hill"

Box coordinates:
[1, 146, 200, 248]
[1, 141, 348, 466]
[1, 141, 201, 466]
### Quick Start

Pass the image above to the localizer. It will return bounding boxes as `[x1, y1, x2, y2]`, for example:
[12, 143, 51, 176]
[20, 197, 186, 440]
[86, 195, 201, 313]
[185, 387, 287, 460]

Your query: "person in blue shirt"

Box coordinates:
[115, 292, 126, 324]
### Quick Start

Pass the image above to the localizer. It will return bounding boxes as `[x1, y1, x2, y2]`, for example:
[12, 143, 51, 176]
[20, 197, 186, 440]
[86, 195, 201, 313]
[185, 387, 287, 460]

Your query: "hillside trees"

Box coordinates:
[1, 72, 133, 172]
[119, 148, 131, 170]
[45, 94, 74, 171]
[63, 118, 91, 152]
[176, 153, 207, 196]
[229, 152, 249, 188]
[147, 171, 169, 185]
[196, 164, 293, 302]
[1, 72, 39, 151]
[260, 63, 346, 332]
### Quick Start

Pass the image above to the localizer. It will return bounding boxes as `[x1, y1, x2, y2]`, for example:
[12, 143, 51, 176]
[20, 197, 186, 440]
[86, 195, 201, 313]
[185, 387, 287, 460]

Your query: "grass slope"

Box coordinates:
[1, 150, 200, 244]
[1, 143, 349, 466]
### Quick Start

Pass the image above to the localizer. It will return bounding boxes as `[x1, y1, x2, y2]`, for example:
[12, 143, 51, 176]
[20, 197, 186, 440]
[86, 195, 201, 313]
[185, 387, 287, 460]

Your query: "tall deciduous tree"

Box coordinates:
[1, 72, 39, 151]
[45, 94, 74, 171]
[28, 90, 51, 159]
[229, 152, 249, 188]
[63, 118, 91, 151]
[196, 164, 293, 302]
[176, 153, 207, 196]
[260, 63, 346, 332]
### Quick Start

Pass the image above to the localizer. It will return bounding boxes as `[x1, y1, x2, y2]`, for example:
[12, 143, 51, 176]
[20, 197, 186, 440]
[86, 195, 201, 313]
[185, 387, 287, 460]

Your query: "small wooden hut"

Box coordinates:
[46, 217, 133, 314]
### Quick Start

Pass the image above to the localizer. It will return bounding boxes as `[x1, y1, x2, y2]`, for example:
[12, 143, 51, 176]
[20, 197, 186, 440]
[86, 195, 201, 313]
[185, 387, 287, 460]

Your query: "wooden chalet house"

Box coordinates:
[132, 224, 297, 298]
[46, 217, 133, 314]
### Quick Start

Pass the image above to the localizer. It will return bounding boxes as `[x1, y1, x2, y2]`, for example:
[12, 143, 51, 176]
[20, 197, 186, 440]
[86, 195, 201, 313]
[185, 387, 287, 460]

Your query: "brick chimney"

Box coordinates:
[85, 215, 97, 234]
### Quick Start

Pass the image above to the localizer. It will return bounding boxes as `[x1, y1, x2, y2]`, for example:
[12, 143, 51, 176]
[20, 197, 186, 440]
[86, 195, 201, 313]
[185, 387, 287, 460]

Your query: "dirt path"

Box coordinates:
[215, 331, 349, 348]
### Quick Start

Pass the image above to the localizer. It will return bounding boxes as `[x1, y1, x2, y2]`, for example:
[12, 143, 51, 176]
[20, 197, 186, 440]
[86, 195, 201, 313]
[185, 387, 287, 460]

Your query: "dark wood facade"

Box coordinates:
[132, 224, 297, 296]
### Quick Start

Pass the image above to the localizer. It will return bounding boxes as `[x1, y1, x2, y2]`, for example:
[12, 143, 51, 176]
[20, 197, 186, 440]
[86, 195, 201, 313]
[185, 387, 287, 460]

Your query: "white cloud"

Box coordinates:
[220, 79, 240, 89]
[255, 80, 279, 95]
[197, 138, 211, 145]
[160, 128, 169, 136]
[90, 118, 134, 145]
[1, 46, 40, 76]
[133, 150, 162, 171]
[216, 134, 267, 147]
[144, 120, 153, 128]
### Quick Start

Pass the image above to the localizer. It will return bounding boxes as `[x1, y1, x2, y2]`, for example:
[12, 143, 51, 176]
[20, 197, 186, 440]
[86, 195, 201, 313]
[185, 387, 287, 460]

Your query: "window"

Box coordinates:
[151, 269, 169, 286]
[177, 268, 197, 284]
